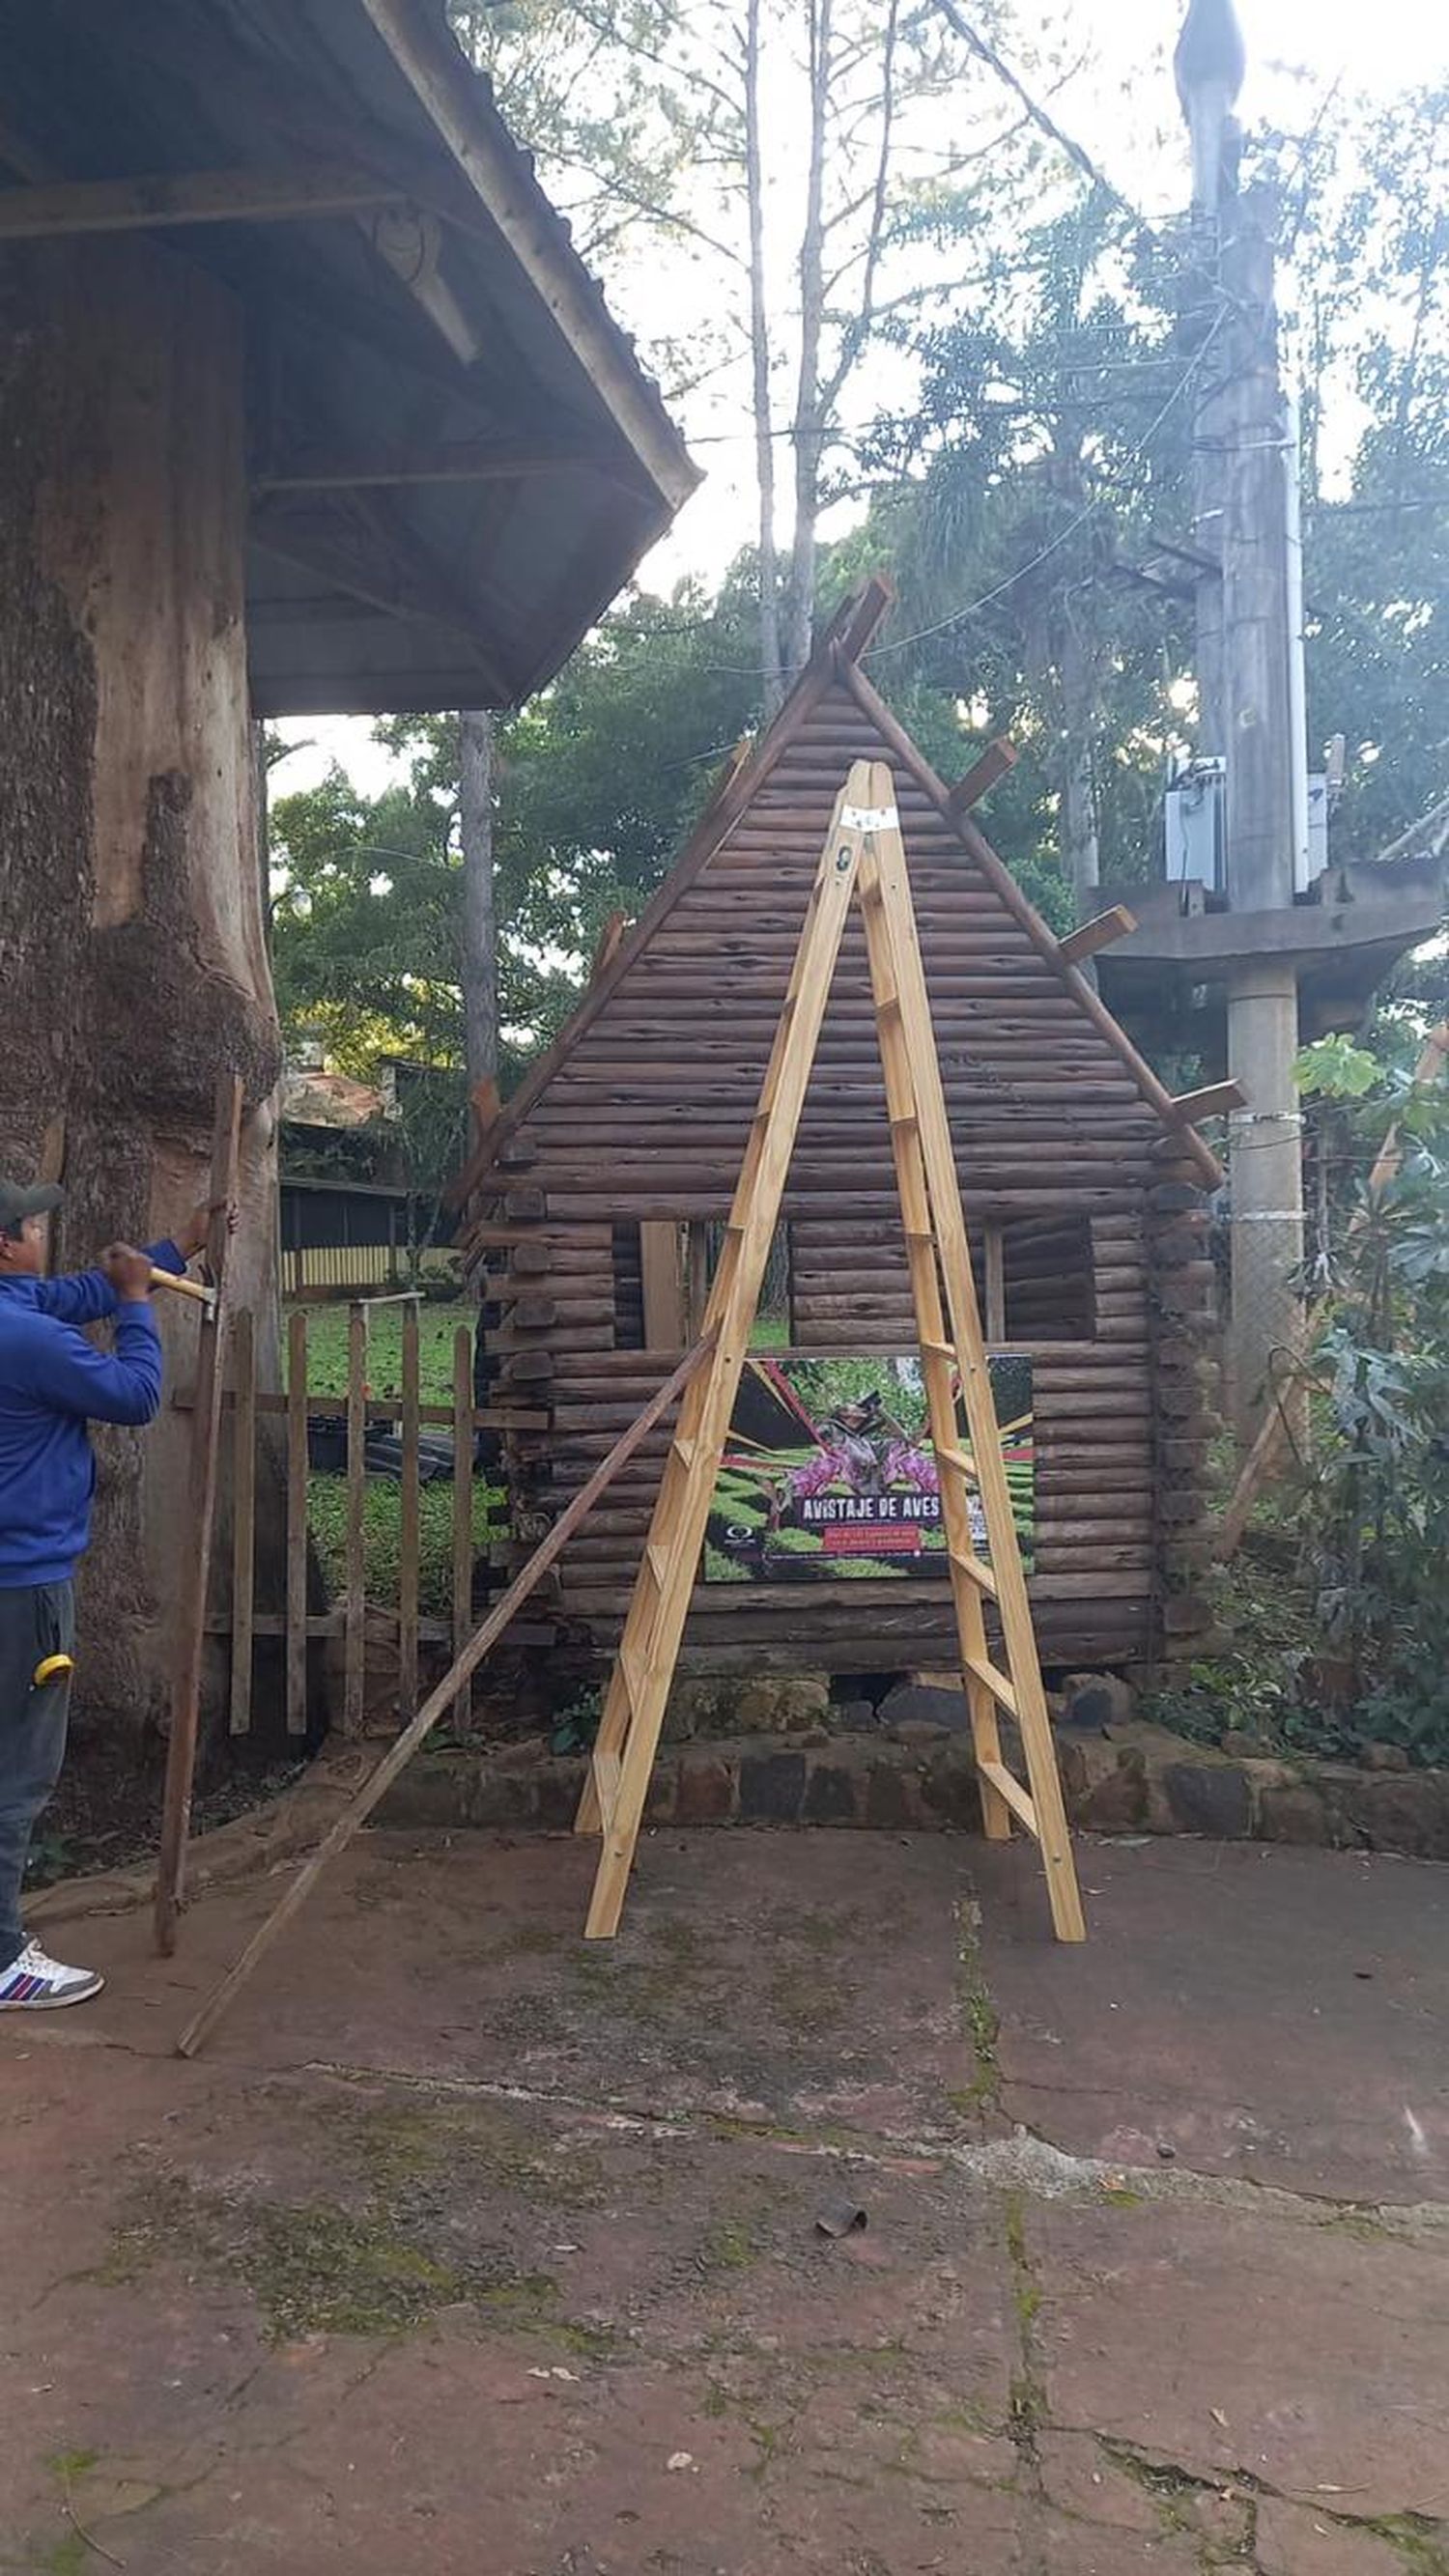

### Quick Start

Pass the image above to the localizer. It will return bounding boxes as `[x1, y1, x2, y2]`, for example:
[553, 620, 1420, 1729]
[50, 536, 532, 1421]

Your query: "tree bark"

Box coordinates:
[744, 0, 783, 716]
[459, 708, 498, 1090]
[0, 233, 283, 1751]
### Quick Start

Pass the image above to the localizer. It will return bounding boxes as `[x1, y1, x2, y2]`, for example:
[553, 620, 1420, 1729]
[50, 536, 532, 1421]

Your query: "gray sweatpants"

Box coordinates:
[0, 1581, 74, 1968]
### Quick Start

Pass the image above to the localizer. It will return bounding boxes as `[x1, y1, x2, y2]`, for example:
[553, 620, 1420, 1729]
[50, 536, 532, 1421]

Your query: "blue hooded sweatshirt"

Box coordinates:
[0, 1240, 185, 1587]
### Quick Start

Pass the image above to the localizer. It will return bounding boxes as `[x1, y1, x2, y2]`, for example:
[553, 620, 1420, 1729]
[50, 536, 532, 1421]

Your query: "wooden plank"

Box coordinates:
[945, 737, 1015, 815]
[639, 1219, 687, 1348]
[978, 1759, 1038, 1835]
[154, 1073, 242, 1956]
[1168, 1080, 1247, 1123]
[984, 1221, 1007, 1343]
[228, 1309, 257, 1740]
[287, 1310, 309, 1738]
[399, 1303, 420, 1719]
[1059, 904, 1137, 966]
[170, 1390, 545, 1430]
[452, 1325, 474, 1722]
[0, 161, 408, 241]
[344, 1305, 367, 1738]
[177, 1340, 714, 2059]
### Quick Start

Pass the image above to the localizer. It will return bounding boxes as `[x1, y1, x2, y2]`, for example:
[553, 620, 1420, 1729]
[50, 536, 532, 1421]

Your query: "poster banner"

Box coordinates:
[704, 1351, 1034, 1584]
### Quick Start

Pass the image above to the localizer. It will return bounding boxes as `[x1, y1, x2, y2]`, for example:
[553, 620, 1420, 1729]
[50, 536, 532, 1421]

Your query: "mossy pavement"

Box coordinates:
[2, 1827, 1447, 2572]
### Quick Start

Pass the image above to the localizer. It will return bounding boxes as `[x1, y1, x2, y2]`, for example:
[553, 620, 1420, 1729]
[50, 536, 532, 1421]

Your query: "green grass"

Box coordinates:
[285, 1300, 497, 1617]
[289, 1298, 473, 1406]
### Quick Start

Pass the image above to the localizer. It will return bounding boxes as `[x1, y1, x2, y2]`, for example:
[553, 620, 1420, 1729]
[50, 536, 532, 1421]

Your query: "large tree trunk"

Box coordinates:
[0, 233, 282, 1752]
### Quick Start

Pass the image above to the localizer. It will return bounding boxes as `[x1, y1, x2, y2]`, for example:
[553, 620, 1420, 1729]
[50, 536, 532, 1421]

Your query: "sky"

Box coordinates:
[271, 0, 1444, 804]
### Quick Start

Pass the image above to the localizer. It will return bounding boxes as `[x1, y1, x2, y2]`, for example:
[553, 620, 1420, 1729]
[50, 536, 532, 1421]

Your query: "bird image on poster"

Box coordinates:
[704, 1352, 1033, 1582]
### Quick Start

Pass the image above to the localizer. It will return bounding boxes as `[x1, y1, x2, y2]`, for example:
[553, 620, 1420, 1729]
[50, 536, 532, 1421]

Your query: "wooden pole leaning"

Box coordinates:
[154, 1071, 243, 1956]
[176, 1338, 714, 2056]
[575, 758, 1086, 1946]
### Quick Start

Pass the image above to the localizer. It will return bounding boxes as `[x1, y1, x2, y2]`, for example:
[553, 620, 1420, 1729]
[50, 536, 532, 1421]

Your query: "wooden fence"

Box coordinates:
[206, 1301, 545, 1738]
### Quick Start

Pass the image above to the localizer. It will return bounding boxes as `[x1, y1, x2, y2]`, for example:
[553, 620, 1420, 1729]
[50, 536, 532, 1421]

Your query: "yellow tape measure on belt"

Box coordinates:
[33, 1654, 74, 1688]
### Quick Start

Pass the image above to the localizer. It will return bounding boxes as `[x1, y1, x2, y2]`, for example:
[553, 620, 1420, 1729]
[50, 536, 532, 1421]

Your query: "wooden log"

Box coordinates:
[399, 1303, 420, 1720]
[452, 1325, 473, 1723]
[344, 1305, 367, 1738]
[154, 1072, 242, 1956]
[286, 1309, 309, 1740]
[1058, 905, 1137, 966]
[175, 1339, 714, 2059]
[227, 1307, 256, 1740]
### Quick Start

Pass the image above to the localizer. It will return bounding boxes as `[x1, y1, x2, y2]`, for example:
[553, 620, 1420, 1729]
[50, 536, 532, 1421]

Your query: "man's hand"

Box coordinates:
[177, 1199, 239, 1260]
[102, 1243, 156, 1305]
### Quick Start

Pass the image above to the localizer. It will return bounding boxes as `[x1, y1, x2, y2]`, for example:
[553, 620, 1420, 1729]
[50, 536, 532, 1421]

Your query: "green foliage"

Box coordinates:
[270, 584, 763, 1090]
[1192, 1040, 1449, 1764]
[1294, 1034, 1382, 1099]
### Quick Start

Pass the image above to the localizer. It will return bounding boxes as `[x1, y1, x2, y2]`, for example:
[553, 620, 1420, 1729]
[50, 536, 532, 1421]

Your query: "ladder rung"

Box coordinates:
[904, 1225, 936, 1244]
[591, 1746, 622, 1822]
[978, 1758, 1037, 1837]
[671, 1435, 696, 1468]
[877, 988, 901, 1016]
[962, 1652, 1017, 1717]
[890, 1112, 919, 1132]
[619, 1642, 651, 1708]
[948, 1546, 998, 1601]
[645, 1541, 670, 1587]
[920, 1339, 956, 1362]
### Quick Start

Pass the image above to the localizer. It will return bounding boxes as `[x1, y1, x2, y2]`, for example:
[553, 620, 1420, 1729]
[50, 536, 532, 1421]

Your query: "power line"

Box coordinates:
[865, 305, 1231, 663]
[932, 0, 1151, 241]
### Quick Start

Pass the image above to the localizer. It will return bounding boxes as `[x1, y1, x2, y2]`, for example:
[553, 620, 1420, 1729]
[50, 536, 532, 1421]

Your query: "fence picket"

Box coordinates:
[399, 1304, 420, 1719]
[228, 1308, 256, 1737]
[286, 1309, 309, 1738]
[344, 1303, 367, 1736]
[452, 1324, 473, 1722]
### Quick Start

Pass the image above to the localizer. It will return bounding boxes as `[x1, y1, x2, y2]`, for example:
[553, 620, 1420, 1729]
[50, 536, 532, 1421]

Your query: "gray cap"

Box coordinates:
[0, 1178, 64, 1231]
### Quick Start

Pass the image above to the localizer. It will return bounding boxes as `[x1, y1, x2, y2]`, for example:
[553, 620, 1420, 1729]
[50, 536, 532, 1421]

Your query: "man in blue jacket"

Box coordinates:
[0, 1177, 211, 2009]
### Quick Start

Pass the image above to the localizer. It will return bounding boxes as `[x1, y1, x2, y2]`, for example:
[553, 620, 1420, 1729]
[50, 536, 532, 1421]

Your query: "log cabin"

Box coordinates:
[453, 581, 1229, 1682]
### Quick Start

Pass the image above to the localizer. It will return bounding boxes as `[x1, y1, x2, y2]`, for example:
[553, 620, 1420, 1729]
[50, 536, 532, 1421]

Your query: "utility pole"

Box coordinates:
[1178, 0, 1307, 1434]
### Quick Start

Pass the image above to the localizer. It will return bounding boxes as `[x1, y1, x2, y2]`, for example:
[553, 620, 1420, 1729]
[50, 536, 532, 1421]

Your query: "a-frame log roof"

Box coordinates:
[451, 577, 1225, 1222]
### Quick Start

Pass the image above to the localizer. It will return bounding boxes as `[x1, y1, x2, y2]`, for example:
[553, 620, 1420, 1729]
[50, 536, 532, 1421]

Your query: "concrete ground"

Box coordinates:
[3, 1826, 1448, 2575]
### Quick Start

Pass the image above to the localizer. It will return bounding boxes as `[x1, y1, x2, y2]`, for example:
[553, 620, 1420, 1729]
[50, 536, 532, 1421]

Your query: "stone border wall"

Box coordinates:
[379, 1722, 1449, 1863]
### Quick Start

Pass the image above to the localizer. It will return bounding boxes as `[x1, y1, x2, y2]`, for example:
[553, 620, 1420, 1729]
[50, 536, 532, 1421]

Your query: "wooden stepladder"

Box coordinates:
[578, 760, 1087, 1944]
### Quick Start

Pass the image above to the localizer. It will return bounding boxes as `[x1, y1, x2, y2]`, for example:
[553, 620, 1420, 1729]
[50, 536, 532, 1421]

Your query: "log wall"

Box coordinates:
[464, 676, 1219, 1673]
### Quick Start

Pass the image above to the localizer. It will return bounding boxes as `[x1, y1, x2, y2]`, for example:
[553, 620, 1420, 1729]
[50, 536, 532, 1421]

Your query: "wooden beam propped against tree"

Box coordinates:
[0, 162, 412, 240]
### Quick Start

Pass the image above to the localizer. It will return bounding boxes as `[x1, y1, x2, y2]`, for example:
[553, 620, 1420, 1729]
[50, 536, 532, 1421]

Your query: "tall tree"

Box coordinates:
[861, 174, 1195, 915]
[459, 710, 498, 1094]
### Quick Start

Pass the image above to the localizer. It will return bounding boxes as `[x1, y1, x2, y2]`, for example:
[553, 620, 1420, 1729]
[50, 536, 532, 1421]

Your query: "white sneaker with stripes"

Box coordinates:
[0, 1940, 104, 2009]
